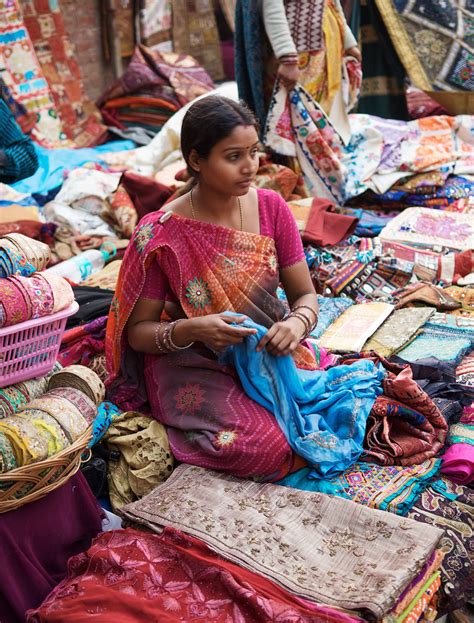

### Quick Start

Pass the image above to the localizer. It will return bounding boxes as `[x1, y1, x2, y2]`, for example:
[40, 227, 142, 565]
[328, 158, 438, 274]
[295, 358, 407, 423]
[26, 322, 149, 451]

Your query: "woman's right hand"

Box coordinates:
[174, 313, 257, 352]
[277, 63, 299, 91]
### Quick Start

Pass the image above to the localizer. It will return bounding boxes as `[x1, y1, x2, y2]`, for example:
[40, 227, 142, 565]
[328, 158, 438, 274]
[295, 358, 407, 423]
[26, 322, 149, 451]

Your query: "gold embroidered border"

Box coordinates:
[374, 0, 431, 90]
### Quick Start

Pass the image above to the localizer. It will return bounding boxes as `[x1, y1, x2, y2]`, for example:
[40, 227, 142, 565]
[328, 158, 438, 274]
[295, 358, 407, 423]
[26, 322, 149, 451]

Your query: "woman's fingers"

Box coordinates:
[219, 313, 246, 324]
[256, 326, 277, 351]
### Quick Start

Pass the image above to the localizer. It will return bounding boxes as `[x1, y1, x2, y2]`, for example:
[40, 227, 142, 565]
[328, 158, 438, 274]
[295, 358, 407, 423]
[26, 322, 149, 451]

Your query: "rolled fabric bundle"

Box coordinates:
[0, 233, 51, 273]
[40, 273, 75, 313]
[47, 365, 105, 407]
[0, 416, 49, 466]
[0, 247, 35, 278]
[16, 410, 69, 457]
[46, 387, 96, 425]
[0, 431, 17, 472]
[26, 395, 89, 443]
[0, 362, 62, 419]
[0, 274, 74, 328]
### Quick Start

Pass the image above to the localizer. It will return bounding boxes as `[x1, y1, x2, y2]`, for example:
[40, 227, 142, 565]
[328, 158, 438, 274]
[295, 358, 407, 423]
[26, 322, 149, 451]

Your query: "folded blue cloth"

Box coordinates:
[221, 316, 385, 478]
[12, 140, 134, 195]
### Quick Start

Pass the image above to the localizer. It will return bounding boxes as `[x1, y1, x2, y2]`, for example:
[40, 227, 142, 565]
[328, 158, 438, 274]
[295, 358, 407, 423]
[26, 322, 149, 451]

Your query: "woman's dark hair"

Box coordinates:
[181, 96, 259, 177]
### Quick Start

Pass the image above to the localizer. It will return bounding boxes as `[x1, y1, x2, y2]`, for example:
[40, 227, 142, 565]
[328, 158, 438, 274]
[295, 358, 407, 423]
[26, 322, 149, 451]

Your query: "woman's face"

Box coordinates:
[196, 124, 260, 195]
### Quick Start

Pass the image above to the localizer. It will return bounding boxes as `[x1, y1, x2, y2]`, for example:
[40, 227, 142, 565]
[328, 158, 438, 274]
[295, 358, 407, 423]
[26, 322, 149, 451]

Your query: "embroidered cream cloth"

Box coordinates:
[121, 464, 442, 619]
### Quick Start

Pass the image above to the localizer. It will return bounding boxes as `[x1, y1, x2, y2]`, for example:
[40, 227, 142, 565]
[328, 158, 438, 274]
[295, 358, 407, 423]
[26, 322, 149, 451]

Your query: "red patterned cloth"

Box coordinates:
[27, 527, 360, 623]
[343, 354, 448, 466]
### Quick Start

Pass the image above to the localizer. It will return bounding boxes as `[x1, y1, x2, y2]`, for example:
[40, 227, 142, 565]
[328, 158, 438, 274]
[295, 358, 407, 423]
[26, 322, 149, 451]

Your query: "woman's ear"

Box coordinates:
[188, 148, 200, 174]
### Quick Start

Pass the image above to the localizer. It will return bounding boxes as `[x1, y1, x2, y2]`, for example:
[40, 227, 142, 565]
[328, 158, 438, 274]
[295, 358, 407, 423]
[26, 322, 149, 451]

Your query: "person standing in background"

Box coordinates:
[0, 98, 38, 185]
[235, 0, 361, 132]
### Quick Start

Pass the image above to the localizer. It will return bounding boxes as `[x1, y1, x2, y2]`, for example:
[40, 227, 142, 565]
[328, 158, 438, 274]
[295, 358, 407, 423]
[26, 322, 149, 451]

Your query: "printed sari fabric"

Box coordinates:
[27, 527, 362, 623]
[235, 0, 361, 130]
[106, 206, 316, 480]
[408, 478, 474, 614]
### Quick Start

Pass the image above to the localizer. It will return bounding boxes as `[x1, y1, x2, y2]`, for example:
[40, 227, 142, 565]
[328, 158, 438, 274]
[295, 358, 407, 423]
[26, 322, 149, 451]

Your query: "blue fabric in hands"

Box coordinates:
[220, 314, 385, 478]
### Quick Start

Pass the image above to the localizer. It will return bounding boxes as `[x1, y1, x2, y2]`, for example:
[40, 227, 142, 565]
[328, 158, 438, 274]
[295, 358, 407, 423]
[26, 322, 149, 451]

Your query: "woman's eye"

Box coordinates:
[228, 154, 239, 161]
[250, 150, 258, 158]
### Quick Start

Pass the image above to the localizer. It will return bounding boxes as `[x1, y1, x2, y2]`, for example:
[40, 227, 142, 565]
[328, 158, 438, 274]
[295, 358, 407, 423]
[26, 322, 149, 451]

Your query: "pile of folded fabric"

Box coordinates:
[97, 45, 215, 134]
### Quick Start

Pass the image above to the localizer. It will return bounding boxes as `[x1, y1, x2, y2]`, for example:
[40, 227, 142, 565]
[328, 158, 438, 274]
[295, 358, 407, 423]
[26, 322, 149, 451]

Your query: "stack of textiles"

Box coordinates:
[0, 366, 103, 473]
[0, 234, 50, 278]
[97, 45, 214, 134]
[348, 174, 474, 212]
[379, 207, 474, 252]
[0, 363, 61, 419]
[0, 273, 74, 328]
[278, 459, 441, 516]
[119, 465, 444, 622]
[318, 302, 394, 353]
[58, 317, 108, 372]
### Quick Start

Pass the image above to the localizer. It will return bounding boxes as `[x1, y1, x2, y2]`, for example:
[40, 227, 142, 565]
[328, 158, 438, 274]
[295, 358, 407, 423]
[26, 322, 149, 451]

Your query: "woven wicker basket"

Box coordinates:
[0, 427, 92, 513]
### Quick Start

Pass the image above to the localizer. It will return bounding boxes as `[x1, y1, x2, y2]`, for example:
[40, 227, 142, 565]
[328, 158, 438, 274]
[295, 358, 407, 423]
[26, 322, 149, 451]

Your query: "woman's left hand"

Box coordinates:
[256, 317, 304, 356]
[345, 46, 362, 62]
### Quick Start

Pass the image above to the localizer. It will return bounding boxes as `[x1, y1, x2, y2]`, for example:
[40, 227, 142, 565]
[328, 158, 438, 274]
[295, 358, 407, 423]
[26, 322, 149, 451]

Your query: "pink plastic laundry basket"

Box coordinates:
[0, 301, 78, 388]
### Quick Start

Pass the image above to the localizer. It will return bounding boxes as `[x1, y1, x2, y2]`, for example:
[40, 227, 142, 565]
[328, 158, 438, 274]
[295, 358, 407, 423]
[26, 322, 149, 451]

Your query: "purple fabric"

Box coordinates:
[0, 472, 103, 623]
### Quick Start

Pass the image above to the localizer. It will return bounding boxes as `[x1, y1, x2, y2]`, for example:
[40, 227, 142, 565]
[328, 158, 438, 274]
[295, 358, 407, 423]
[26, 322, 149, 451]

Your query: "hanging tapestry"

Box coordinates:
[0, 0, 66, 147]
[374, 0, 474, 92]
[172, 0, 224, 81]
[140, 0, 172, 49]
[22, 0, 106, 147]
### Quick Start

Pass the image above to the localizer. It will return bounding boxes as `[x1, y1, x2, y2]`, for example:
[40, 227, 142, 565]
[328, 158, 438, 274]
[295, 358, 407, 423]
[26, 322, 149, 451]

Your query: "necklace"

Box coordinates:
[189, 187, 243, 232]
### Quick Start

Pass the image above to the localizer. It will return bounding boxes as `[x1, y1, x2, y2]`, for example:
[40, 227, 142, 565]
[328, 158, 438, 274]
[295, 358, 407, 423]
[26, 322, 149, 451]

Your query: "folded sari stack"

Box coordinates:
[0, 273, 74, 329]
[121, 465, 444, 622]
[97, 45, 214, 133]
[0, 367, 102, 472]
[345, 356, 448, 466]
[0, 363, 62, 419]
[0, 233, 51, 277]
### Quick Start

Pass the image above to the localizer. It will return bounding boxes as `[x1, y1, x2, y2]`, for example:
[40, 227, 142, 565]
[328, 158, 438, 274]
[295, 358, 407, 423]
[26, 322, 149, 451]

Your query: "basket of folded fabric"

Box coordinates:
[0, 273, 78, 387]
[0, 366, 105, 512]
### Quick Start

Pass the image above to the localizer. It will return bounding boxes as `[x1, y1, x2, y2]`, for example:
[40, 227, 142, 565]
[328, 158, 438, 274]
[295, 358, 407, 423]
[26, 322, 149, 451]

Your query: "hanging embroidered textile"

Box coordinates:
[374, 0, 474, 92]
[0, 0, 67, 146]
[22, 0, 106, 147]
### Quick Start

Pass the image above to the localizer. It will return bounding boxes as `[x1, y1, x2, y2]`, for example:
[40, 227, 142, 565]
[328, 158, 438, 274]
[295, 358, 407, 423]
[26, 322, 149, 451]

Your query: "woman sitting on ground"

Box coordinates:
[106, 96, 319, 481]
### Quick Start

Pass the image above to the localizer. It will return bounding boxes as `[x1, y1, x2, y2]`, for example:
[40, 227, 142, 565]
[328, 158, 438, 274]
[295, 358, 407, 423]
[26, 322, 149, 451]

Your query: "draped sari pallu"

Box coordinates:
[106, 212, 381, 479]
[106, 211, 317, 480]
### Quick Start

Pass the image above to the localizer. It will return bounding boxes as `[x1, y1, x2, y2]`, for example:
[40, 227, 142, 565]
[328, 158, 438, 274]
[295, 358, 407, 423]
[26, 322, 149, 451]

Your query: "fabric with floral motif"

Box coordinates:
[408, 478, 474, 614]
[122, 464, 443, 620]
[277, 458, 441, 516]
[27, 527, 363, 623]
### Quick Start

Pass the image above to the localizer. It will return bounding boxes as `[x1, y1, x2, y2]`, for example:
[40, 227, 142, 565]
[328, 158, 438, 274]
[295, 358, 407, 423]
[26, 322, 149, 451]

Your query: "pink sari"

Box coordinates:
[106, 209, 316, 480]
